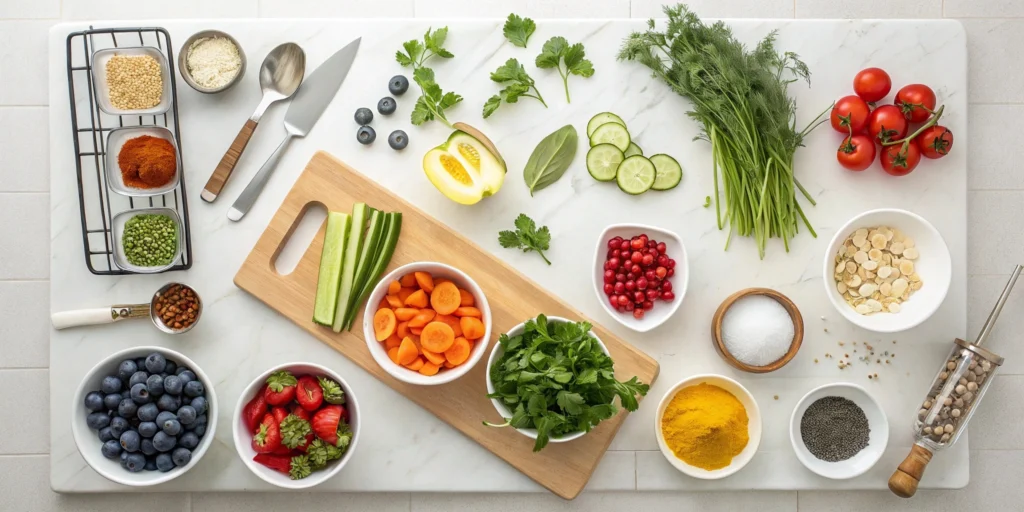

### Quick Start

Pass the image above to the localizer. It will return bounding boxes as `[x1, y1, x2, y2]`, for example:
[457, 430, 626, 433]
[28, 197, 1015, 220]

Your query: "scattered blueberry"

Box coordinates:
[155, 453, 174, 472]
[178, 431, 200, 450]
[103, 393, 122, 411]
[86, 412, 111, 429]
[84, 391, 104, 412]
[152, 431, 176, 452]
[177, 405, 197, 426]
[189, 397, 207, 415]
[120, 430, 141, 452]
[157, 393, 180, 412]
[357, 125, 376, 145]
[138, 421, 158, 438]
[144, 459, 158, 471]
[163, 375, 183, 396]
[117, 359, 138, 381]
[101, 440, 122, 459]
[377, 96, 396, 115]
[388, 130, 408, 150]
[183, 380, 204, 398]
[109, 416, 130, 437]
[145, 353, 166, 374]
[140, 438, 157, 456]
[146, 374, 165, 397]
[124, 453, 146, 472]
[100, 376, 122, 394]
[177, 370, 196, 385]
[137, 403, 159, 422]
[129, 371, 149, 388]
[162, 419, 182, 436]
[171, 447, 192, 467]
[354, 107, 373, 126]
[163, 360, 177, 375]
[389, 75, 409, 96]
[130, 383, 150, 404]
[118, 398, 138, 419]
[98, 427, 115, 442]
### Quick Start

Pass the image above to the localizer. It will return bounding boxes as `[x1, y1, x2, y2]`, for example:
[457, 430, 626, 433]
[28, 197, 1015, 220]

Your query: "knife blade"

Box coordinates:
[227, 38, 361, 221]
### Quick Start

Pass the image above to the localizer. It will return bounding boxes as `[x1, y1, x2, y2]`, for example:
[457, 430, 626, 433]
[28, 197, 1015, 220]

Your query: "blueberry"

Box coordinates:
[100, 375, 122, 394]
[134, 357, 147, 369]
[129, 371, 149, 388]
[163, 360, 176, 375]
[157, 393, 180, 412]
[117, 359, 138, 382]
[171, 447, 191, 467]
[120, 449, 130, 464]
[177, 370, 196, 385]
[86, 412, 111, 430]
[103, 393, 122, 411]
[189, 397, 208, 415]
[174, 365, 189, 376]
[152, 431, 176, 452]
[178, 431, 200, 450]
[357, 126, 376, 145]
[145, 353, 166, 374]
[176, 406, 197, 426]
[109, 416, 130, 437]
[192, 424, 207, 436]
[156, 411, 177, 426]
[163, 375, 184, 396]
[144, 459, 158, 471]
[138, 421, 158, 438]
[84, 391, 105, 412]
[388, 75, 409, 96]
[155, 453, 174, 472]
[183, 380, 204, 398]
[101, 439, 122, 459]
[130, 383, 150, 405]
[125, 453, 146, 472]
[137, 403, 159, 422]
[140, 438, 157, 456]
[98, 427, 114, 442]
[162, 419, 182, 436]
[146, 374, 165, 397]
[387, 130, 408, 150]
[377, 96, 396, 116]
[120, 430, 141, 452]
[118, 398, 138, 419]
[354, 107, 373, 126]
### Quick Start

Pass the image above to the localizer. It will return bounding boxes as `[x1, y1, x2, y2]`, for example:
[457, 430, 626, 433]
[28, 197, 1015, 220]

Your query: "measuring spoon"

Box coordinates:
[51, 282, 203, 334]
[201, 42, 306, 202]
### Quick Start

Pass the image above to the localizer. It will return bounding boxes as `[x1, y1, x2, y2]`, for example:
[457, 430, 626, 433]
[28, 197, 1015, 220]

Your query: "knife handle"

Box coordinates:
[202, 119, 258, 203]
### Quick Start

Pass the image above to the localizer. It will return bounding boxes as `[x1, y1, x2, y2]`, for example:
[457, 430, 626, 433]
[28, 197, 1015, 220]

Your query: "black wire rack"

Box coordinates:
[65, 26, 193, 275]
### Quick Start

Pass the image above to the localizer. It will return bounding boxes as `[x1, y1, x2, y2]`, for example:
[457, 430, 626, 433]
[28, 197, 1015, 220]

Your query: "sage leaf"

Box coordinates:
[523, 125, 578, 196]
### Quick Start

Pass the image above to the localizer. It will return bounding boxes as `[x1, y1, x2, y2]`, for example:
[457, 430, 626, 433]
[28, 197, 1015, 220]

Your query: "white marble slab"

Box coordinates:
[48, 18, 968, 493]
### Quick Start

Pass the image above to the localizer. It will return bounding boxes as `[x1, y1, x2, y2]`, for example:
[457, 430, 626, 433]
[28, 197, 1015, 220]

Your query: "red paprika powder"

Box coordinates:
[117, 135, 177, 189]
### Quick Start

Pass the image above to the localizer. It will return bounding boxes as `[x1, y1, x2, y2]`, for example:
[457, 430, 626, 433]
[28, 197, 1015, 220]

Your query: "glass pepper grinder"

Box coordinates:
[889, 264, 1022, 498]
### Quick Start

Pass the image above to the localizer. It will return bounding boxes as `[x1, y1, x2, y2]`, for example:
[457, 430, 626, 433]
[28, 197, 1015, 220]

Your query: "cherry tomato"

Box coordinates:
[867, 105, 909, 144]
[879, 141, 922, 176]
[836, 135, 877, 171]
[915, 125, 953, 159]
[830, 95, 871, 134]
[895, 84, 937, 123]
[853, 67, 892, 103]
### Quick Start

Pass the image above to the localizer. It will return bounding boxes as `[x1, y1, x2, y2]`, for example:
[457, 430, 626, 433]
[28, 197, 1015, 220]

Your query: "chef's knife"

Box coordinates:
[227, 38, 361, 221]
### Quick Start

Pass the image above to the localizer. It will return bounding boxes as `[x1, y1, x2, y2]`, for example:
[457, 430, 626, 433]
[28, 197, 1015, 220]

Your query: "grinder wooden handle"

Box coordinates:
[888, 444, 933, 498]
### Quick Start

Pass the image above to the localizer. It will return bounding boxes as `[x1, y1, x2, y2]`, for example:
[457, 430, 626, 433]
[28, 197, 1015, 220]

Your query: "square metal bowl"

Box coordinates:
[103, 125, 181, 197]
[91, 46, 173, 116]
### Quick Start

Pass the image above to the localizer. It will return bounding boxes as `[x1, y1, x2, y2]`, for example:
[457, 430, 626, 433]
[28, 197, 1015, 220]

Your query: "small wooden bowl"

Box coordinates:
[711, 287, 804, 373]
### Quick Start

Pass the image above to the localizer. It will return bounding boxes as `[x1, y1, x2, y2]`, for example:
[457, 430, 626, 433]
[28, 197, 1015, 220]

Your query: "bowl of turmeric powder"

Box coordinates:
[655, 374, 762, 479]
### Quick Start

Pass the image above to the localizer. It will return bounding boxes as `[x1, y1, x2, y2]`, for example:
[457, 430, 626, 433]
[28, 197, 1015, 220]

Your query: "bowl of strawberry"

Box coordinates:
[232, 363, 359, 488]
[593, 223, 688, 332]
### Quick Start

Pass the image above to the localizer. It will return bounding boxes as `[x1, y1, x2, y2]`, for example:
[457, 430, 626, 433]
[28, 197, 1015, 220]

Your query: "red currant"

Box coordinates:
[615, 273, 626, 283]
[624, 301, 635, 312]
[667, 267, 675, 277]
[630, 252, 643, 264]
[630, 264, 642, 275]
[645, 270, 657, 281]
[632, 308, 645, 320]
[608, 237, 622, 249]
[603, 283, 614, 295]
[656, 242, 667, 254]
[643, 300, 654, 310]
[634, 291, 646, 303]
[662, 291, 675, 301]
[646, 289, 659, 300]
[661, 281, 673, 292]
[619, 240, 631, 251]
[603, 270, 615, 283]
[617, 295, 629, 306]
[641, 254, 655, 267]
[655, 266, 667, 279]
[667, 258, 676, 269]
[657, 255, 669, 267]
[608, 257, 620, 269]
[630, 238, 645, 250]
[636, 277, 648, 290]
[613, 282, 625, 294]
[625, 280, 636, 292]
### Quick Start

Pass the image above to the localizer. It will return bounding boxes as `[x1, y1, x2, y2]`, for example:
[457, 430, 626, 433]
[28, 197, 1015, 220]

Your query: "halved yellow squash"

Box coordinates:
[423, 130, 506, 205]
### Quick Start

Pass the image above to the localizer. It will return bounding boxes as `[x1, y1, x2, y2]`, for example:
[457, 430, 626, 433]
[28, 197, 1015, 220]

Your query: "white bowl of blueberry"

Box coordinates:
[72, 346, 217, 486]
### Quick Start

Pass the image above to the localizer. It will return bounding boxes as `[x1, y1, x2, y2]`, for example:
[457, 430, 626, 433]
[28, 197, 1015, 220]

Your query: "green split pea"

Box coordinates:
[122, 214, 177, 267]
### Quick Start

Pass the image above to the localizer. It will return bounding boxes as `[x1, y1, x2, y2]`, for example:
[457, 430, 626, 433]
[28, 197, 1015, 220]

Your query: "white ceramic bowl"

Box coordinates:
[593, 223, 688, 332]
[823, 208, 951, 333]
[363, 262, 491, 385]
[71, 346, 217, 487]
[789, 382, 888, 480]
[232, 362, 360, 489]
[485, 316, 609, 445]
[655, 374, 762, 479]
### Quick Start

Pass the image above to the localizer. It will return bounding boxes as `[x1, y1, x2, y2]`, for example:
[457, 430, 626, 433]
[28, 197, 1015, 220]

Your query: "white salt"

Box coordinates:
[722, 295, 794, 367]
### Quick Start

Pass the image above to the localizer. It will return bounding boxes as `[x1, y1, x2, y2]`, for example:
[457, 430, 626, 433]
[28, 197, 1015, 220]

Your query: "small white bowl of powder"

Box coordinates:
[712, 287, 803, 373]
[178, 30, 245, 93]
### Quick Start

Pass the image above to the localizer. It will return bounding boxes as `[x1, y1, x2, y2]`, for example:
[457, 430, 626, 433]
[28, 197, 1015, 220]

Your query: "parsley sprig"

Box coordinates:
[395, 27, 454, 68]
[502, 13, 536, 48]
[498, 214, 551, 265]
[535, 36, 594, 103]
[483, 58, 547, 118]
[396, 27, 461, 127]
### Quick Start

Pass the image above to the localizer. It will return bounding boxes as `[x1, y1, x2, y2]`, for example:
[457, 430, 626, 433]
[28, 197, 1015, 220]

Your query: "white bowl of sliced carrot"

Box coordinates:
[363, 262, 492, 385]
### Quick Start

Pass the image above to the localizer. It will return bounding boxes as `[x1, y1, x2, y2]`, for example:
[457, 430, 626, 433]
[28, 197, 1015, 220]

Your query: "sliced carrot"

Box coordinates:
[442, 360, 455, 369]
[418, 361, 440, 376]
[414, 272, 435, 293]
[408, 309, 436, 328]
[430, 281, 461, 315]
[385, 295, 404, 308]
[384, 333, 402, 350]
[409, 334, 421, 349]
[444, 336, 472, 366]
[410, 326, 423, 335]
[387, 347, 401, 364]
[404, 289, 429, 308]
[396, 321, 411, 339]
[434, 314, 463, 337]
[373, 308, 397, 341]
[435, 278, 453, 287]
[400, 273, 417, 288]
[460, 317, 485, 340]
[458, 288, 475, 307]
[421, 348, 447, 366]
[397, 287, 416, 304]
[420, 321, 455, 352]
[397, 337, 419, 365]
[387, 280, 402, 295]
[377, 299, 390, 310]
[404, 356, 425, 371]
[394, 308, 419, 321]
[453, 306, 482, 318]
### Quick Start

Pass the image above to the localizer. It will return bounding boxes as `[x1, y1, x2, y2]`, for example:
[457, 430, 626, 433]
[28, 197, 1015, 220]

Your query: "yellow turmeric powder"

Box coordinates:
[660, 382, 749, 470]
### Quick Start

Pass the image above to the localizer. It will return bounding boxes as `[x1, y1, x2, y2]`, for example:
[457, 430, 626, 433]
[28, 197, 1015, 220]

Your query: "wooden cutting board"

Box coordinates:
[235, 151, 660, 499]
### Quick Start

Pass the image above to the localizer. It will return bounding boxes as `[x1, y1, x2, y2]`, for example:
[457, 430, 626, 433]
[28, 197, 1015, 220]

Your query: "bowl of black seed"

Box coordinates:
[789, 383, 888, 479]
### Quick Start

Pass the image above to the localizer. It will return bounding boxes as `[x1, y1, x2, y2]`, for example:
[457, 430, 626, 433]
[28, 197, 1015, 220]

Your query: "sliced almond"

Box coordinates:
[846, 261, 857, 274]
[880, 282, 893, 296]
[877, 266, 892, 279]
[890, 242, 905, 255]
[889, 302, 902, 313]
[837, 282, 848, 294]
[903, 237, 915, 248]
[900, 260, 915, 276]
[855, 303, 872, 315]
[904, 247, 920, 260]
[871, 233, 888, 249]
[859, 283, 878, 296]
[854, 251, 869, 264]
[867, 299, 884, 312]
[862, 260, 878, 271]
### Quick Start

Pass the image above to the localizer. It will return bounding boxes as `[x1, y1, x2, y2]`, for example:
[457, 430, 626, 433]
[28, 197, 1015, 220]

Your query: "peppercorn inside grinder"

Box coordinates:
[889, 264, 1022, 498]
[50, 282, 202, 334]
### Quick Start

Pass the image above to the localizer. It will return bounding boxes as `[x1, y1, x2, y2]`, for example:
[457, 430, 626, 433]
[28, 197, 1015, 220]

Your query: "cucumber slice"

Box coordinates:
[589, 122, 631, 152]
[624, 142, 643, 158]
[649, 154, 683, 191]
[343, 212, 403, 331]
[312, 212, 351, 326]
[332, 203, 370, 332]
[586, 112, 626, 138]
[586, 144, 625, 182]
[346, 208, 385, 316]
[615, 155, 657, 195]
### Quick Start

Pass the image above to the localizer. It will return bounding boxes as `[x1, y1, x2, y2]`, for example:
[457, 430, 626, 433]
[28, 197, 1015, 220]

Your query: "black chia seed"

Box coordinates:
[800, 396, 870, 462]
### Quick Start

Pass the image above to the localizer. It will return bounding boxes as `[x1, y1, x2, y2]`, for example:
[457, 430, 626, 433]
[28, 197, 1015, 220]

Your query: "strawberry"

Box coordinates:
[279, 414, 313, 450]
[243, 386, 268, 434]
[271, 444, 293, 456]
[264, 371, 297, 406]
[271, 406, 288, 425]
[317, 376, 346, 404]
[311, 405, 353, 447]
[295, 375, 324, 411]
[251, 413, 282, 454]
[290, 403, 310, 421]
[252, 453, 313, 480]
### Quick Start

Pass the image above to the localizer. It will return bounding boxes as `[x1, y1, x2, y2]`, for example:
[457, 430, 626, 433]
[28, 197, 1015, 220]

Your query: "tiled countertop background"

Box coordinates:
[2, 0, 1022, 510]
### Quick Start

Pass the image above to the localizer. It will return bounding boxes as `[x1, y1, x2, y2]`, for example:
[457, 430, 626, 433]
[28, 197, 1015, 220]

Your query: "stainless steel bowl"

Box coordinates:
[178, 30, 246, 94]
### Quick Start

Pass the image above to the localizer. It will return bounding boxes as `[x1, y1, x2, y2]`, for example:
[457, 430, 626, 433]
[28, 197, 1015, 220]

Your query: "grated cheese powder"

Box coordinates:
[185, 36, 242, 89]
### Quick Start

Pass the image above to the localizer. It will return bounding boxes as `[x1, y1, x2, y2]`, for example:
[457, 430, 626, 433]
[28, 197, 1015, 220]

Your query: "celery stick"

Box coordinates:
[312, 212, 350, 326]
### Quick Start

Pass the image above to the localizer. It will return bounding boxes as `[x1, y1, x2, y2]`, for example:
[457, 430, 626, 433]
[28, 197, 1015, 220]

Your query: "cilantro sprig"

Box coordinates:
[484, 314, 650, 452]
[498, 213, 551, 265]
[535, 36, 594, 103]
[396, 27, 454, 68]
[503, 13, 536, 48]
[396, 27, 461, 127]
[483, 58, 547, 118]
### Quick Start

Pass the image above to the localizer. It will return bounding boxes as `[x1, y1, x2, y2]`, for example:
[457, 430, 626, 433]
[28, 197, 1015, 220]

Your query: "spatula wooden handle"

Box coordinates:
[202, 119, 258, 202]
[888, 444, 933, 498]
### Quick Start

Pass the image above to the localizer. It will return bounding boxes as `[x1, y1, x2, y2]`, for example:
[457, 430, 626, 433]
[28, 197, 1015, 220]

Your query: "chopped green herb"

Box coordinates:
[535, 36, 594, 103]
[498, 213, 552, 265]
[503, 13, 536, 48]
[483, 58, 547, 118]
[395, 27, 454, 68]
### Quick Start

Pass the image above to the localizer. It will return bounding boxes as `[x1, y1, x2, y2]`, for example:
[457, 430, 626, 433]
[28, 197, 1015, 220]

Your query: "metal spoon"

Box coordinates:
[51, 282, 203, 335]
[200, 42, 306, 202]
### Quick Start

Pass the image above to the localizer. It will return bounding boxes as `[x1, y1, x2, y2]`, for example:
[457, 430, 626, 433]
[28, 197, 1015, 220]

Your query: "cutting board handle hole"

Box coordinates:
[273, 202, 327, 276]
